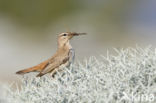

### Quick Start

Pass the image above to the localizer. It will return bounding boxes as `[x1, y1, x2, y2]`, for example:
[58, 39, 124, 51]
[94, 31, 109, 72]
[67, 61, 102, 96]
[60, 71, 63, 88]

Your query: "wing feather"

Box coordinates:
[36, 56, 69, 77]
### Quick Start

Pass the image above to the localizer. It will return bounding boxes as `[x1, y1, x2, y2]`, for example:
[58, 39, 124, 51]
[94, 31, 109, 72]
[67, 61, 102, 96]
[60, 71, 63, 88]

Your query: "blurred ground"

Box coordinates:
[0, 0, 156, 83]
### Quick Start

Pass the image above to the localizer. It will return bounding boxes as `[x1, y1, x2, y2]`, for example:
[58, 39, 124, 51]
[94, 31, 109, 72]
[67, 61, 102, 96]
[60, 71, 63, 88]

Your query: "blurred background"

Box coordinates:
[0, 0, 156, 83]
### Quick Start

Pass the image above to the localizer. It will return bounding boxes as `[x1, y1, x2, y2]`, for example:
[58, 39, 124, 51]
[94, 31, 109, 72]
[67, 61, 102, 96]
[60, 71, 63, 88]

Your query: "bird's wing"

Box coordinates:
[36, 55, 69, 77]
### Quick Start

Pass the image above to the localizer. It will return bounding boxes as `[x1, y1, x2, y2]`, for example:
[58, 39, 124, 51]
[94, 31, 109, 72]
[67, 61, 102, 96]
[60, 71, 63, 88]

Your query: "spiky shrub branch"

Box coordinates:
[3, 46, 156, 103]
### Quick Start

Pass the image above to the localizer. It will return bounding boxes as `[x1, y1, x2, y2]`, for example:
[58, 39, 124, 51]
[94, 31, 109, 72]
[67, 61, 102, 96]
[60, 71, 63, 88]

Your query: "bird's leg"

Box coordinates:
[50, 67, 66, 78]
[50, 69, 57, 78]
[52, 72, 57, 78]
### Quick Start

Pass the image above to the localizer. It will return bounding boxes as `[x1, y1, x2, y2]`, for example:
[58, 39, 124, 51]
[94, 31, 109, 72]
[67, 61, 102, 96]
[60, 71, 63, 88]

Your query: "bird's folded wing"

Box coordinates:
[37, 56, 69, 76]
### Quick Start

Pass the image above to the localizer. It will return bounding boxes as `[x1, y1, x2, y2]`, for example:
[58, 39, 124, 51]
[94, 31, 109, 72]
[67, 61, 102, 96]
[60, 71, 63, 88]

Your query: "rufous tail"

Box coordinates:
[16, 67, 38, 74]
[16, 60, 49, 75]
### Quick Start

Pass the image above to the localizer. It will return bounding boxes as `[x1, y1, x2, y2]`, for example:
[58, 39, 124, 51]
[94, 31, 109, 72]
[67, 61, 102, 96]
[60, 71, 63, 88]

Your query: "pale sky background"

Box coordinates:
[0, 0, 156, 83]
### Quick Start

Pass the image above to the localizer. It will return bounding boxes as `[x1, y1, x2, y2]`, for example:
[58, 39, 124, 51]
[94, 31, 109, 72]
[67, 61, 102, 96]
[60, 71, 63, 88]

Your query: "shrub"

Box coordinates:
[3, 46, 156, 103]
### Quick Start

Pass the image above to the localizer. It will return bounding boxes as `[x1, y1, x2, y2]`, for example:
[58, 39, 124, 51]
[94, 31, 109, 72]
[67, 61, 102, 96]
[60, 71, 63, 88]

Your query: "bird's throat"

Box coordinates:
[58, 40, 72, 50]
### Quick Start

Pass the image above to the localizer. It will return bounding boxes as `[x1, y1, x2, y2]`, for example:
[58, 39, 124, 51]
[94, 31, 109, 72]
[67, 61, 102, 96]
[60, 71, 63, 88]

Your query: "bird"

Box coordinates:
[16, 32, 86, 77]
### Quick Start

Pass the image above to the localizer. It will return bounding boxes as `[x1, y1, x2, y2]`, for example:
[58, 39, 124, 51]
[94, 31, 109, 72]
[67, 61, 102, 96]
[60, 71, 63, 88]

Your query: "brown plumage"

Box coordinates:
[16, 32, 86, 77]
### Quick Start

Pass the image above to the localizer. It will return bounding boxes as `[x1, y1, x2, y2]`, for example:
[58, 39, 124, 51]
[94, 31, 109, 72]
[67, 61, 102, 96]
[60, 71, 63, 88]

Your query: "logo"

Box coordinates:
[121, 92, 155, 102]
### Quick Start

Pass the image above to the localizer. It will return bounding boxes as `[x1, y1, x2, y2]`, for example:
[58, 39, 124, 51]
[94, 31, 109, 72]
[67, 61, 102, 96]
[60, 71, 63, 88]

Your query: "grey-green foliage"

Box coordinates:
[4, 46, 156, 103]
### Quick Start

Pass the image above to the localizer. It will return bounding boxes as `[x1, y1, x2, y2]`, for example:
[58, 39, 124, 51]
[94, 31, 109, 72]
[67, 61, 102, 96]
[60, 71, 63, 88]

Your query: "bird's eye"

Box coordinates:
[63, 33, 67, 36]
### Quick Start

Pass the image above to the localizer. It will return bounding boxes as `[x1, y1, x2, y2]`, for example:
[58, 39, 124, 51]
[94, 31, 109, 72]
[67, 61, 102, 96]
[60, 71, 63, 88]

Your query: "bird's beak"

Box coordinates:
[68, 32, 86, 39]
[73, 33, 87, 36]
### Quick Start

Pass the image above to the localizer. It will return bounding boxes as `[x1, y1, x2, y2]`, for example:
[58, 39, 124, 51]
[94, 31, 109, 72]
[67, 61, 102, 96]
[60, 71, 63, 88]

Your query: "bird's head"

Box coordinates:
[57, 32, 86, 48]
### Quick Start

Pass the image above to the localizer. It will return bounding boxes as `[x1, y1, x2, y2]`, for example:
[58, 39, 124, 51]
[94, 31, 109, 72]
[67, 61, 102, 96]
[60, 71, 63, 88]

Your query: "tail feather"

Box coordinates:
[16, 67, 38, 75]
[16, 60, 49, 75]
[16, 70, 25, 75]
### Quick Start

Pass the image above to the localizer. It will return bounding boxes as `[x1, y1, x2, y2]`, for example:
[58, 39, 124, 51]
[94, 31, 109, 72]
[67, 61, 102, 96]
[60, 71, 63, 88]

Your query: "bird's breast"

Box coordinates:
[58, 48, 75, 70]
